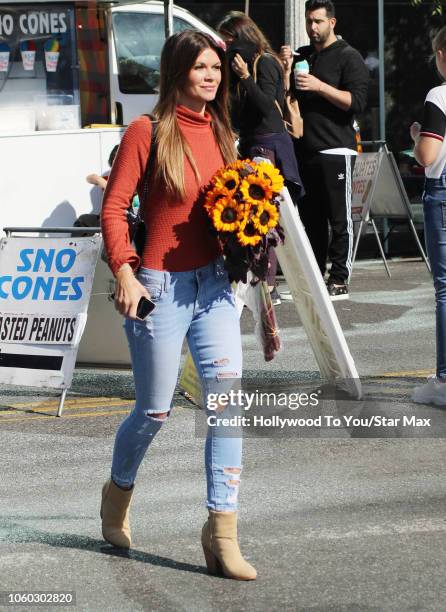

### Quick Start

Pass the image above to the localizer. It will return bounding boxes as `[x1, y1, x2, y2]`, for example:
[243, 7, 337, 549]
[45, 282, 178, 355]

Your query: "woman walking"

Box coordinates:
[100, 30, 256, 580]
[412, 26, 446, 406]
[217, 11, 303, 305]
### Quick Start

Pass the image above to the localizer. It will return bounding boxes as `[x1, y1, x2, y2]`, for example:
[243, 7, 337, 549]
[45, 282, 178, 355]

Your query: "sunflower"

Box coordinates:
[228, 159, 255, 178]
[252, 202, 280, 234]
[214, 169, 240, 194]
[237, 219, 263, 246]
[204, 187, 230, 213]
[255, 161, 285, 194]
[228, 159, 247, 171]
[211, 198, 245, 232]
[240, 175, 273, 206]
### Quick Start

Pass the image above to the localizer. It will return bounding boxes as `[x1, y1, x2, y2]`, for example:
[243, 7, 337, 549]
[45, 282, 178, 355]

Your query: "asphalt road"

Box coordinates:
[1, 259, 446, 612]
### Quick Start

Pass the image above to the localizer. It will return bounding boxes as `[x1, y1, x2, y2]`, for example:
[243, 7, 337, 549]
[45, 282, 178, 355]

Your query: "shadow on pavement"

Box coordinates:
[0, 517, 208, 576]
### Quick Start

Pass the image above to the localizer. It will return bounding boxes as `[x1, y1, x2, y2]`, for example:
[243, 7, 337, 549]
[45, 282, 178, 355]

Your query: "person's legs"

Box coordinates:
[423, 190, 446, 379]
[186, 258, 256, 580]
[103, 268, 194, 548]
[297, 155, 329, 277]
[413, 184, 446, 405]
[320, 154, 354, 285]
[185, 259, 243, 512]
[111, 268, 194, 489]
[285, 179, 304, 207]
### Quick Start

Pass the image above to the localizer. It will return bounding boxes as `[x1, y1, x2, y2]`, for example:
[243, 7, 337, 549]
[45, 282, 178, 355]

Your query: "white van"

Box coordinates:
[108, 2, 220, 124]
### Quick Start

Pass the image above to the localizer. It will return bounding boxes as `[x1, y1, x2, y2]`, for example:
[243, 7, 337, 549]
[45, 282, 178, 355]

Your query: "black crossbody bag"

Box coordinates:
[127, 117, 158, 257]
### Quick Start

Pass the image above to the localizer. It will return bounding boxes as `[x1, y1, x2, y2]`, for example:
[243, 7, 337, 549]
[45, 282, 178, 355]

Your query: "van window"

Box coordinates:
[113, 13, 194, 94]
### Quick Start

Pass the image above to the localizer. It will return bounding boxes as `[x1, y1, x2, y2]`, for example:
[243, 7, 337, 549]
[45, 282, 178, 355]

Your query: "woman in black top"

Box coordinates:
[217, 11, 302, 302]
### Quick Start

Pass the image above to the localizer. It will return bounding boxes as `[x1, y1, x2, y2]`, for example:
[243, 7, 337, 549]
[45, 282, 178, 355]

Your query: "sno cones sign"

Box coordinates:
[44, 39, 60, 72]
[20, 40, 36, 71]
[0, 42, 10, 72]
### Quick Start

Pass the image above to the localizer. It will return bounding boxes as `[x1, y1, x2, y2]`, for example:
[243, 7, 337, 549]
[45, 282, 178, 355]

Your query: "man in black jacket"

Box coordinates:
[281, 0, 369, 300]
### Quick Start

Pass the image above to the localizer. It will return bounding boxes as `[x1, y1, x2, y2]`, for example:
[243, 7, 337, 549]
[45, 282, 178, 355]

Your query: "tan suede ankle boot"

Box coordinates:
[201, 510, 257, 580]
[100, 479, 133, 548]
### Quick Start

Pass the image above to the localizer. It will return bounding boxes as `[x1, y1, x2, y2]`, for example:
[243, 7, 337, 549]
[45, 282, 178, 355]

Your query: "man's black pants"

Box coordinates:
[297, 152, 355, 284]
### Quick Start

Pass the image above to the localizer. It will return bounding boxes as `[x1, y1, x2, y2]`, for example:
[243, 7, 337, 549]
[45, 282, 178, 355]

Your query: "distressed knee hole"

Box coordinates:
[223, 467, 241, 474]
[227, 479, 240, 486]
[146, 411, 169, 421]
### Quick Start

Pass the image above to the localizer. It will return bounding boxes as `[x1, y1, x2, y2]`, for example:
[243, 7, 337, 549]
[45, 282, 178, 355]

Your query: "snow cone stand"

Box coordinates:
[0, 1, 220, 368]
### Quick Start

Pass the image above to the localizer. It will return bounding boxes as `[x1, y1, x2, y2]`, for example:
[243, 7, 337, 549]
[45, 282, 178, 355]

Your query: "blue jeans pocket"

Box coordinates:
[123, 269, 165, 337]
[137, 268, 165, 301]
[145, 285, 162, 301]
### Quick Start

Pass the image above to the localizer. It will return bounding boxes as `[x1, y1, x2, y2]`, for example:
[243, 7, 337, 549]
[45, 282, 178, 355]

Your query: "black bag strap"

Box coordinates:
[251, 53, 285, 115]
[139, 114, 158, 215]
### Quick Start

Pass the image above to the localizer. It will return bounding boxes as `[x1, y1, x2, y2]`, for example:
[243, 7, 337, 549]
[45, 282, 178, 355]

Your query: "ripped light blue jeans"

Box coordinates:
[424, 169, 446, 379]
[111, 256, 243, 511]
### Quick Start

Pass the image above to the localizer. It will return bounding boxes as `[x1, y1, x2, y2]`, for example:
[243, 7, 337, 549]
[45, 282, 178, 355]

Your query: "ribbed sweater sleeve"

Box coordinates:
[101, 116, 152, 276]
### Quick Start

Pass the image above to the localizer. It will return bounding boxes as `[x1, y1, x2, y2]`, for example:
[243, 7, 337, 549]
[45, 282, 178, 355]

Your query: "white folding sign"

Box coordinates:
[276, 189, 362, 399]
[351, 152, 380, 222]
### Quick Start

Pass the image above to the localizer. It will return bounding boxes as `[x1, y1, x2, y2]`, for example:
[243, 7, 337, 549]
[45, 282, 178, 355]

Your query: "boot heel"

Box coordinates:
[202, 545, 222, 575]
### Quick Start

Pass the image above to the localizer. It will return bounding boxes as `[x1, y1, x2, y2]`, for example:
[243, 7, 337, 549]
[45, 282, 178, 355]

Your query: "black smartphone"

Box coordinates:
[136, 296, 156, 319]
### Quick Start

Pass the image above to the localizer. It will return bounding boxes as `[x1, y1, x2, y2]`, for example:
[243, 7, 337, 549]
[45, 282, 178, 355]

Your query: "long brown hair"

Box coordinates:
[152, 30, 236, 200]
[217, 11, 283, 69]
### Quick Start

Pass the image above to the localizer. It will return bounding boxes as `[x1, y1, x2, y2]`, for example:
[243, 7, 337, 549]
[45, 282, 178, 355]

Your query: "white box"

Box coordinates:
[36, 104, 81, 131]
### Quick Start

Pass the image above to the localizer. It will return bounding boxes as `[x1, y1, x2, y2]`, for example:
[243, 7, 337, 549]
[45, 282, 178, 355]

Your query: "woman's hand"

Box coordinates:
[232, 53, 250, 80]
[280, 45, 293, 73]
[114, 263, 150, 319]
[410, 121, 421, 143]
[280, 46, 294, 91]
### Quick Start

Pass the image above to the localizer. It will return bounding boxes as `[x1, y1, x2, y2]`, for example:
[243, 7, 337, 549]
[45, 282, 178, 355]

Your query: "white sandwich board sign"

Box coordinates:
[351, 145, 429, 275]
[351, 152, 380, 222]
[276, 188, 362, 400]
[351, 148, 413, 223]
[0, 235, 101, 392]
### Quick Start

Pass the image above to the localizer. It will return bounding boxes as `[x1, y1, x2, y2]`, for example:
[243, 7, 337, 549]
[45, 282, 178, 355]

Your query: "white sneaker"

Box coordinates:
[412, 375, 446, 405]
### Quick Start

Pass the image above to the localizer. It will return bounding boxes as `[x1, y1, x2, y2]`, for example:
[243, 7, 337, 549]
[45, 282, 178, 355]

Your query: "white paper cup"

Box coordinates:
[0, 51, 9, 72]
[294, 61, 310, 89]
[21, 50, 36, 71]
[45, 51, 59, 72]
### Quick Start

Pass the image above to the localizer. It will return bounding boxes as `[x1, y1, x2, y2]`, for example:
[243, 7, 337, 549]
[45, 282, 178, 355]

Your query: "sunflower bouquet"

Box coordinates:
[204, 159, 285, 284]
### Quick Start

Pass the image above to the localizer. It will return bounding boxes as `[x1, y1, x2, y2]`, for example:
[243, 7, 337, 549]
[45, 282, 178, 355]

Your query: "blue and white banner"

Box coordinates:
[0, 235, 101, 388]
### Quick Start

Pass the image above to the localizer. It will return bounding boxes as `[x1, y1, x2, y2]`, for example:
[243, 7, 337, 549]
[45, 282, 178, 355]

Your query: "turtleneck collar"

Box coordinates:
[176, 104, 212, 131]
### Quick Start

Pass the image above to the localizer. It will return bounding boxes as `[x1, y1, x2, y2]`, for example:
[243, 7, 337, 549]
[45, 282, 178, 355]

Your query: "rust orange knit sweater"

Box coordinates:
[101, 105, 224, 275]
